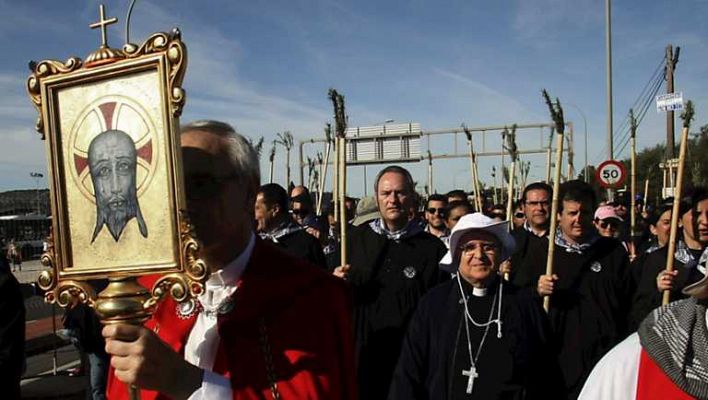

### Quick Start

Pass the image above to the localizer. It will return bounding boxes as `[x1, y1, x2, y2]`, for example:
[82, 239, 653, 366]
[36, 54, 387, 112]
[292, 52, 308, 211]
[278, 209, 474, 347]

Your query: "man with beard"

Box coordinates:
[88, 129, 148, 243]
[629, 188, 708, 331]
[513, 180, 632, 399]
[255, 183, 327, 268]
[333, 165, 447, 400]
[424, 194, 449, 241]
[508, 182, 552, 281]
[103, 120, 356, 399]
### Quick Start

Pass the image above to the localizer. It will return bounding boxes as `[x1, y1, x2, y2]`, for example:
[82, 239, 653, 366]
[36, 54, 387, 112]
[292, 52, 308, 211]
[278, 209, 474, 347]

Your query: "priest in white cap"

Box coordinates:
[388, 213, 564, 399]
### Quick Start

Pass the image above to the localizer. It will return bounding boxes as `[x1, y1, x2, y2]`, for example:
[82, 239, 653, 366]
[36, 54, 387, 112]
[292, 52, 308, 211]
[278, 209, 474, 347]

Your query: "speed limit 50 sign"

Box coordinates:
[596, 160, 626, 188]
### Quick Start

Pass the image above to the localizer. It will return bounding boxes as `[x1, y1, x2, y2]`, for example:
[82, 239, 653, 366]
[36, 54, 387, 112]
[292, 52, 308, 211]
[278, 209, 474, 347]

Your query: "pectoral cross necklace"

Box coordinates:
[458, 278, 498, 395]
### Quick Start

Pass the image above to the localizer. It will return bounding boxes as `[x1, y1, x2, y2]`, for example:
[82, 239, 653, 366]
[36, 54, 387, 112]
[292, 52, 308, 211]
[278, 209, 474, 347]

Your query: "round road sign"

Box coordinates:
[596, 160, 626, 188]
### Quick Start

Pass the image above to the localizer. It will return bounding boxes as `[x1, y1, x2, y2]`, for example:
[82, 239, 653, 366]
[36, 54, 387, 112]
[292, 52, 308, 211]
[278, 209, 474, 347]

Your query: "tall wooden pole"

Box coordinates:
[629, 109, 638, 259]
[542, 90, 566, 312]
[492, 167, 499, 204]
[545, 135, 553, 183]
[268, 141, 276, 184]
[665, 45, 679, 159]
[463, 125, 483, 211]
[329, 89, 348, 267]
[504, 125, 519, 231]
[662, 101, 694, 305]
[642, 178, 650, 214]
[317, 125, 332, 216]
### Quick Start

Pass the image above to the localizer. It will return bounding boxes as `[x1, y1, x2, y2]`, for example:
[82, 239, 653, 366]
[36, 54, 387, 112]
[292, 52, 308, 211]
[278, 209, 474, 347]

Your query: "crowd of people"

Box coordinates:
[4, 120, 708, 399]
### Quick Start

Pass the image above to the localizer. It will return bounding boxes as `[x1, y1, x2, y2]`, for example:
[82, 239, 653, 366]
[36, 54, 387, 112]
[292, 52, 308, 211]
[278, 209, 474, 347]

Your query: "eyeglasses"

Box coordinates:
[596, 219, 619, 229]
[525, 200, 550, 208]
[426, 207, 446, 215]
[458, 241, 498, 255]
[185, 174, 239, 200]
[290, 209, 309, 216]
[514, 212, 525, 219]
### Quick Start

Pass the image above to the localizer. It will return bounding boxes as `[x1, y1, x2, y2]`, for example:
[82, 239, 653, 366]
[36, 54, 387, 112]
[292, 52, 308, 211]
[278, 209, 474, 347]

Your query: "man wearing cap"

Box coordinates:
[255, 183, 327, 268]
[579, 269, 708, 399]
[334, 165, 447, 400]
[513, 180, 632, 399]
[630, 188, 708, 330]
[389, 213, 564, 399]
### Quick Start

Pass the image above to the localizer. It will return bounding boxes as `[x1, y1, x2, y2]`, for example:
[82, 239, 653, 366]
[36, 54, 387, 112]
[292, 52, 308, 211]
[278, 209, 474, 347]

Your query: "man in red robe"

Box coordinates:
[104, 120, 356, 400]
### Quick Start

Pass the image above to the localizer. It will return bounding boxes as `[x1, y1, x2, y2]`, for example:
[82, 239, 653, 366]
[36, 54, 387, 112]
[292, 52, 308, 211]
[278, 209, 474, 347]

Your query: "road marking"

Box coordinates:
[20, 359, 82, 386]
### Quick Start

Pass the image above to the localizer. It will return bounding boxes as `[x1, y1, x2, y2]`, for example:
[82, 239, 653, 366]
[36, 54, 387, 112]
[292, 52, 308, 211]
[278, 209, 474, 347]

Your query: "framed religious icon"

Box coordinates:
[27, 5, 205, 321]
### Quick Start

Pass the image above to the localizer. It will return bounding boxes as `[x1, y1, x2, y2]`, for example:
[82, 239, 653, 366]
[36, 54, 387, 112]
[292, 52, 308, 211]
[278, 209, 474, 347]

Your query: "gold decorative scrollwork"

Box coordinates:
[26, 57, 83, 138]
[180, 211, 206, 297]
[123, 29, 187, 117]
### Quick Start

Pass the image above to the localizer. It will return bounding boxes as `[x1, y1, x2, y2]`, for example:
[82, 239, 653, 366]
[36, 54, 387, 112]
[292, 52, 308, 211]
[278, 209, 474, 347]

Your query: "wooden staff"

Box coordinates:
[491, 166, 499, 204]
[545, 128, 553, 183]
[642, 178, 650, 214]
[268, 140, 276, 183]
[662, 100, 694, 305]
[427, 151, 434, 195]
[542, 89, 566, 312]
[463, 124, 483, 211]
[329, 89, 348, 267]
[629, 109, 638, 259]
[504, 125, 519, 231]
[316, 125, 332, 216]
[332, 127, 340, 226]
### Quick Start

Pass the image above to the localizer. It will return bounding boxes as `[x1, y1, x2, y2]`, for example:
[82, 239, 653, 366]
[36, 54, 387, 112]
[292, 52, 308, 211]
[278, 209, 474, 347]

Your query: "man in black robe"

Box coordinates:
[510, 182, 552, 281]
[513, 180, 632, 399]
[255, 183, 327, 268]
[389, 213, 563, 399]
[334, 165, 447, 400]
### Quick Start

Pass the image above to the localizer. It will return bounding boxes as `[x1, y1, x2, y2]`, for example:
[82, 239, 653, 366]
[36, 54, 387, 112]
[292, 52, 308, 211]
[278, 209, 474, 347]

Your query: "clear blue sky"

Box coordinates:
[2, 0, 707, 197]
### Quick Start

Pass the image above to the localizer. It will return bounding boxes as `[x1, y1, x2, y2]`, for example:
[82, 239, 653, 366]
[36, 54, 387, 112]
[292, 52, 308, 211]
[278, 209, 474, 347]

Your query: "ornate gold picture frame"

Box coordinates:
[27, 24, 205, 318]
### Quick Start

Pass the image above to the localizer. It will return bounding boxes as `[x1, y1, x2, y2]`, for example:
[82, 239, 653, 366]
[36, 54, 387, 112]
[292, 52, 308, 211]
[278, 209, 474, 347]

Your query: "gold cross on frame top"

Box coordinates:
[89, 4, 118, 48]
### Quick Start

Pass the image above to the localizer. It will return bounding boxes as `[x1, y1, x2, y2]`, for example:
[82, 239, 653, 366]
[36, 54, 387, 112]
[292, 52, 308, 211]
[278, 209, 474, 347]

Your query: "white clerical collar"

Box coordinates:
[205, 233, 255, 289]
[471, 286, 488, 297]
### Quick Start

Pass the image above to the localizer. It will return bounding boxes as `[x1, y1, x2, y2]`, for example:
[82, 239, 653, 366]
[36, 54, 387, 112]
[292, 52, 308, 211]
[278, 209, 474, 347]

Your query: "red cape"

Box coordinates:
[107, 238, 356, 400]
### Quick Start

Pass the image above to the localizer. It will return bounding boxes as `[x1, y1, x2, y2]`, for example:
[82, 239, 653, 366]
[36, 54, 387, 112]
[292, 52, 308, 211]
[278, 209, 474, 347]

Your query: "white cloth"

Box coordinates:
[579, 311, 708, 400]
[578, 333, 641, 400]
[186, 233, 256, 400]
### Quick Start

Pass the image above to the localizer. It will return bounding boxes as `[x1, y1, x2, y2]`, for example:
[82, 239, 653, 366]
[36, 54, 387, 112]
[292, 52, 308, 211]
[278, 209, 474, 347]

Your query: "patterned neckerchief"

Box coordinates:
[258, 220, 303, 243]
[369, 218, 424, 242]
[553, 227, 599, 254]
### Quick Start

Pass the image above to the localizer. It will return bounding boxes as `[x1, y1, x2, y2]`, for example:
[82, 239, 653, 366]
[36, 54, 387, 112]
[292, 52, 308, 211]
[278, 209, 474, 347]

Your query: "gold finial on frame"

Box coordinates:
[85, 4, 125, 67]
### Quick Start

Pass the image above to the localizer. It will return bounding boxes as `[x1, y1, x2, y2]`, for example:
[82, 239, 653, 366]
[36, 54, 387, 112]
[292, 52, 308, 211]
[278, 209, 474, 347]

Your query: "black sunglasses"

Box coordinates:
[426, 207, 446, 215]
[514, 212, 525, 219]
[596, 219, 619, 229]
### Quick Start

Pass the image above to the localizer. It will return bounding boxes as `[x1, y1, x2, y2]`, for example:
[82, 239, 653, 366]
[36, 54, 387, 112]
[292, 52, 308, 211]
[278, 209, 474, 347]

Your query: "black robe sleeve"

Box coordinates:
[0, 269, 25, 399]
[388, 294, 431, 400]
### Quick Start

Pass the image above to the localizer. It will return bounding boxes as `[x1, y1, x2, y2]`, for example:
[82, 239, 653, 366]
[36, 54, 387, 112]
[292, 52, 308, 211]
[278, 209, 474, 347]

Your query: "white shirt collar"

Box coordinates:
[472, 286, 488, 297]
[205, 233, 256, 289]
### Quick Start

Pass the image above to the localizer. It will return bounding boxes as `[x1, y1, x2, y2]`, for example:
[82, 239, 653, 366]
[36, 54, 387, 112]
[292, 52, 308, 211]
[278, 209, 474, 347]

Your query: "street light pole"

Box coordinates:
[566, 104, 588, 182]
[30, 172, 43, 214]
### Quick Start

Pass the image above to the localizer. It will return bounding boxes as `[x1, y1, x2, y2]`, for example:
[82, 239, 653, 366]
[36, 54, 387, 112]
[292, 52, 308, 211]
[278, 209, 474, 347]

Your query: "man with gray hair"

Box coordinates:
[104, 120, 356, 400]
[334, 165, 447, 399]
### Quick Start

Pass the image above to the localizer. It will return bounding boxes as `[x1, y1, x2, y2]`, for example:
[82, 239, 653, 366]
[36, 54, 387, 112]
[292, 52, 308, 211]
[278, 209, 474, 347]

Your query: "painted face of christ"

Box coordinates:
[88, 129, 148, 243]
